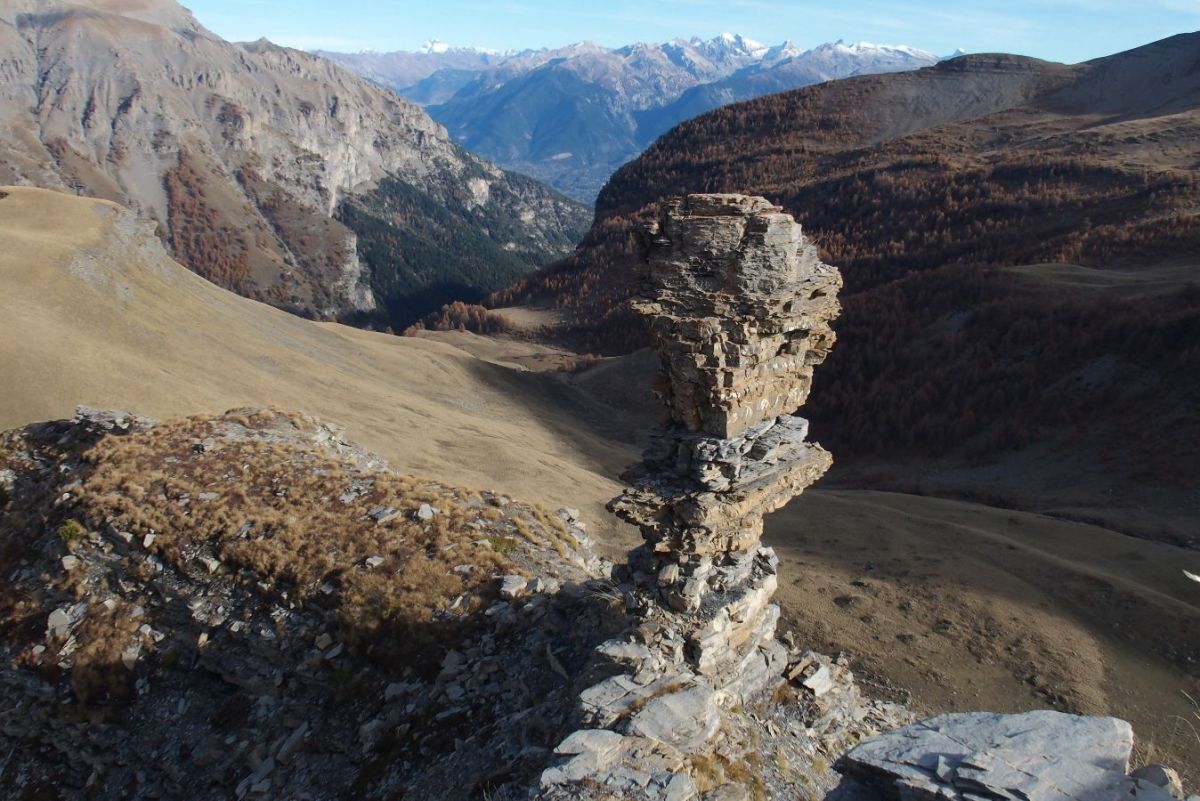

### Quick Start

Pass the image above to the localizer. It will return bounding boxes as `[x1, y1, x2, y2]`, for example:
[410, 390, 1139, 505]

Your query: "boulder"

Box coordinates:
[1133, 765, 1185, 800]
[47, 608, 73, 639]
[499, 575, 527, 599]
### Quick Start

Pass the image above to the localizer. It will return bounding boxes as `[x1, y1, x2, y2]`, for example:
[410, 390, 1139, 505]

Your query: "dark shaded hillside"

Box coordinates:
[338, 171, 588, 329]
[807, 264, 1200, 497]
[470, 35, 1200, 528]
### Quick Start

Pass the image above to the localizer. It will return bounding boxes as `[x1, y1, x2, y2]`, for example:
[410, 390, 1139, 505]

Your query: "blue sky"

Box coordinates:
[183, 0, 1200, 63]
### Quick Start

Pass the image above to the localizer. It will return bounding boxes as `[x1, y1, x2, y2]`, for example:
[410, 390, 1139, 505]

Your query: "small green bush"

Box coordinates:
[58, 519, 86, 544]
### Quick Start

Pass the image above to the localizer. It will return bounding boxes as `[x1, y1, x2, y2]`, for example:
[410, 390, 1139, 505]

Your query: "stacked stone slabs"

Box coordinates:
[538, 195, 842, 799]
[612, 193, 842, 701]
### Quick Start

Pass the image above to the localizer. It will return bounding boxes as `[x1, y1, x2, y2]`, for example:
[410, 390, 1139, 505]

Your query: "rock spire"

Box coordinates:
[620, 195, 837, 565]
[611, 192, 841, 701]
[540, 194, 844, 799]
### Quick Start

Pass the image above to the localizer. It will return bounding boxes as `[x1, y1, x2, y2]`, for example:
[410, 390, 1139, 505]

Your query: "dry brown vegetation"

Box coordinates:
[164, 150, 253, 292]
[74, 411, 570, 657]
[406, 300, 514, 335]
[807, 265, 1200, 469]
[0, 409, 576, 681]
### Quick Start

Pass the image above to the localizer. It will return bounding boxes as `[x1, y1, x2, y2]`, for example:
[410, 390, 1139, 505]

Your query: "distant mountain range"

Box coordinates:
[0, 0, 588, 328]
[321, 35, 942, 200]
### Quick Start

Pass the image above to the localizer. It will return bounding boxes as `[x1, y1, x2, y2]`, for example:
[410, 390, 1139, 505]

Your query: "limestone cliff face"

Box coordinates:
[0, 0, 588, 321]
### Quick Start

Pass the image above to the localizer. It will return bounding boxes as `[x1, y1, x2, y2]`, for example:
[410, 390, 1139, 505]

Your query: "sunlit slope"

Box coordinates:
[0, 186, 629, 522]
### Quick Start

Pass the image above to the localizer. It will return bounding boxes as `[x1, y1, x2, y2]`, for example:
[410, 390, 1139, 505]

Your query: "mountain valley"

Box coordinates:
[478, 34, 1200, 548]
[0, 0, 588, 329]
[324, 36, 939, 200]
[1, 4, 1198, 798]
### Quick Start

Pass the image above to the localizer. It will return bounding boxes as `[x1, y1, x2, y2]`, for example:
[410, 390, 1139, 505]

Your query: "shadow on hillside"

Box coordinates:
[455, 344, 661, 476]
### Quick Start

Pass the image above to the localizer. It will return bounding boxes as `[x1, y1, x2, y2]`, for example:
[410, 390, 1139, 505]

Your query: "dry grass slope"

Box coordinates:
[0, 186, 634, 538]
[0, 408, 574, 683]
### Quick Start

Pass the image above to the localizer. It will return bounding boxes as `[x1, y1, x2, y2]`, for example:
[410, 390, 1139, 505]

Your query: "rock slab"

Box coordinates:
[836, 710, 1179, 801]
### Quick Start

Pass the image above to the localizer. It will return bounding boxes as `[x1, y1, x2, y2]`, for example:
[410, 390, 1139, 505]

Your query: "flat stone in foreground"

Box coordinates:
[835, 710, 1178, 801]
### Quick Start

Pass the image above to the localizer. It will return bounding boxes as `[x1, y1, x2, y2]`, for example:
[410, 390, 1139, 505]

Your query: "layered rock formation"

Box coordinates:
[0, 407, 620, 801]
[613, 193, 841, 701]
[540, 194, 846, 799]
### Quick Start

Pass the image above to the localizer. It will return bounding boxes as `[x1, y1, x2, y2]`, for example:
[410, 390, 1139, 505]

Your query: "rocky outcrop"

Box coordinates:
[611, 193, 841, 703]
[540, 193, 848, 799]
[0, 407, 619, 801]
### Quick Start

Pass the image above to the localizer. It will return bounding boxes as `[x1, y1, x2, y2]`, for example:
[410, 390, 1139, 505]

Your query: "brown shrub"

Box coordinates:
[164, 151, 253, 291]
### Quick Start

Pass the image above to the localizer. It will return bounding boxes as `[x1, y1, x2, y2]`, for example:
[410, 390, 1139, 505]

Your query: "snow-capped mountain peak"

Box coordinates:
[322, 33, 940, 200]
[763, 40, 804, 64]
[806, 40, 938, 63]
[416, 39, 513, 56]
[707, 32, 769, 58]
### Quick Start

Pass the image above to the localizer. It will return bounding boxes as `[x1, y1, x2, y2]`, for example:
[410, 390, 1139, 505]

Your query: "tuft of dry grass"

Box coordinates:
[689, 748, 766, 800]
[57, 520, 85, 545]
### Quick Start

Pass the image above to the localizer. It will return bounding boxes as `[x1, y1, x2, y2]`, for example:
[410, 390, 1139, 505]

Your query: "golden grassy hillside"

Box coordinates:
[0, 186, 635, 538]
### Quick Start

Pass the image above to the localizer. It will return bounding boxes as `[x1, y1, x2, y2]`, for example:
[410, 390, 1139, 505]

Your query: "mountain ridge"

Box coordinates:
[0, 0, 588, 326]
[322, 34, 941, 199]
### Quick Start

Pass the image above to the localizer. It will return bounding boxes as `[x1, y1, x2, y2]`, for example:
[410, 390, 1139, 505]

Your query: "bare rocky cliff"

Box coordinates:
[0, 0, 588, 323]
